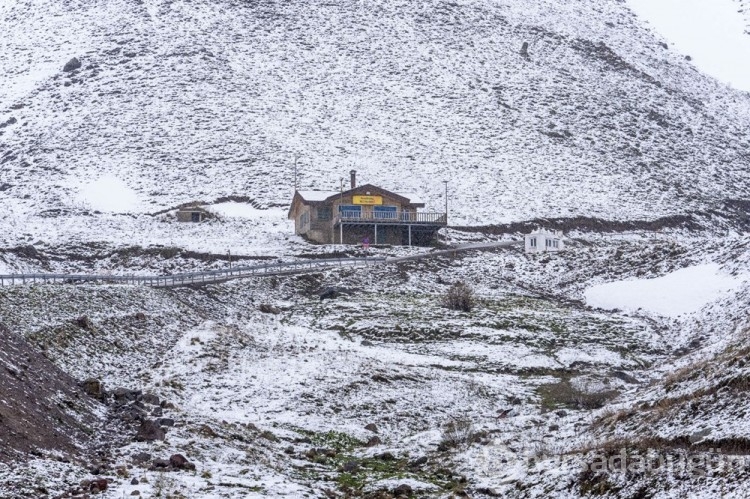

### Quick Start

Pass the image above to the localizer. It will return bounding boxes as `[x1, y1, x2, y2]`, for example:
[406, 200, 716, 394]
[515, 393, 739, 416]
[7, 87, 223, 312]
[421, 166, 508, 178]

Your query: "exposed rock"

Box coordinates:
[141, 393, 160, 406]
[131, 452, 152, 464]
[259, 303, 281, 314]
[0, 117, 17, 129]
[112, 387, 142, 403]
[80, 378, 105, 400]
[130, 477, 139, 485]
[134, 420, 165, 442]
[393, 484, 413, 497]
[151, 406, 163, 417]
[157, 417, 175, 427]
[318, 286, 355, 301]
[375, 451, 395, 461]
[366, 436, 382, 447]
[150, 458, 170, 470]
[74, 315, 95, 331]
[197, 424, 217, 437]
[116, 404, 146, 423]
[89, 478, 108, 493]
[63, 57, 82, 72]
[169, 453, 195, 470]
[364, 423, 378, 433]
[520, 41, 529, 59]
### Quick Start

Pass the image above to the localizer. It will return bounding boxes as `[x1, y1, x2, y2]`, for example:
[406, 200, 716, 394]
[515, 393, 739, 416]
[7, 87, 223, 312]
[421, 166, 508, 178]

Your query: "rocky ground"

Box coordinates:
[0, 224, 748, 498]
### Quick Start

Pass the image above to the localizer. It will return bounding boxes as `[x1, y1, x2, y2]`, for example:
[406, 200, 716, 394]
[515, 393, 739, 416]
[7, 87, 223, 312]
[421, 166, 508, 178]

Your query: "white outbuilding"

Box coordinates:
[525, 229, 564, 254]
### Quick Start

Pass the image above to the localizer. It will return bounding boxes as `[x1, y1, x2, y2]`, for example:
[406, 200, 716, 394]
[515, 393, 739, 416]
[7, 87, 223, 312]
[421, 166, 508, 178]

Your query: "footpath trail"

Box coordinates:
[0, 240, 521, 288]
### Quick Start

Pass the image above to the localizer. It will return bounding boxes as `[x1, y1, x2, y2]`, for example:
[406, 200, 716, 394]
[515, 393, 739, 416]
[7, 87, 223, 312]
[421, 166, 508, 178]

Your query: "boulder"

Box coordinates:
[112, 387, 142, 403]
[141, 393, 160, 406]
[150, 458, 170, 470]
[63, 57, 82, 72]
[157, 417, 175, 427]
[259, 304, 281, 314]
[134, 420, 165, 442]
[393, 484, 413, 497]
[131, 452, 152, 464]
[169, 453, 195, 471]
[364, 423, 378, 433]
[89, 478, 108, 493]
[80, 378, 105, 400]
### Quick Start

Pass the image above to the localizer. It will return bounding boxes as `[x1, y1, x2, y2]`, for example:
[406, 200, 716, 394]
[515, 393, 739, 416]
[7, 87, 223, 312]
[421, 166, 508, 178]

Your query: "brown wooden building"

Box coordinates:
[288, 172, 446, 246]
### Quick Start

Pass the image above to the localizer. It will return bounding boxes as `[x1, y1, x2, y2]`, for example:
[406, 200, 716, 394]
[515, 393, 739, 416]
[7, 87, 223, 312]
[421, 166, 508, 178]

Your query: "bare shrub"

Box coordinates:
[442, 281, 475, 312]
[439, 418, 474, 450]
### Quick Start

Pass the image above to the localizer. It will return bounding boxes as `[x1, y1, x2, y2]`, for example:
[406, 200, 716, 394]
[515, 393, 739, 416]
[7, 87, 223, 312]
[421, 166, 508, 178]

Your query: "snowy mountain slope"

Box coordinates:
[1, 0, 750, 238]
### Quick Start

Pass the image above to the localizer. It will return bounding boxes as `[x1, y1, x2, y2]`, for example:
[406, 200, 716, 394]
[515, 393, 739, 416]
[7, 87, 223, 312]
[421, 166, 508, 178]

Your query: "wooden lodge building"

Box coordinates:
[288, 171, 447, 246]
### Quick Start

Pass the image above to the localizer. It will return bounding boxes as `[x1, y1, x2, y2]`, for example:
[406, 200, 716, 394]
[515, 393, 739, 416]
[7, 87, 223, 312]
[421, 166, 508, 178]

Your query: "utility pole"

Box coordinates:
[227, 249, 231, 269]
[443, 180, 449, 224]
[293, 154, 301, 191]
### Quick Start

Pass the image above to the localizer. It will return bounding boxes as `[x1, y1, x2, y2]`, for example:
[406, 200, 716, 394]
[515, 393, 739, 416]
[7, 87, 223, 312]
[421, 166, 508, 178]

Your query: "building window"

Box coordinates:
[300, 212, 309, 227]
[530, 238, 537, 247]
[191, 212, 201, 223]
[374, 206, 397, 219]
[339, 205, 362, 219]
[318, 206, 332, 221]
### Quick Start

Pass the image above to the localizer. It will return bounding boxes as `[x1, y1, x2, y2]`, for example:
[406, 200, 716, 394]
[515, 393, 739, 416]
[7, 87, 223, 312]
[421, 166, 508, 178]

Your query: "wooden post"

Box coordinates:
[408, 225, 412, 246]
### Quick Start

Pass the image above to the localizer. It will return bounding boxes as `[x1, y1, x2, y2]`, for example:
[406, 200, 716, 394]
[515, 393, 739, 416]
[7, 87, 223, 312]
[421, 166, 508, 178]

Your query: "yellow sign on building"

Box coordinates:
[352, 195, 383, 205]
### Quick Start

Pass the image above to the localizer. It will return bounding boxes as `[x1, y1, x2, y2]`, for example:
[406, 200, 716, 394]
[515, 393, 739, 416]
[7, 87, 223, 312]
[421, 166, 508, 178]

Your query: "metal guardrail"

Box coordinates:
[0, 240, 521, 289]
[0, 257, 386, 289]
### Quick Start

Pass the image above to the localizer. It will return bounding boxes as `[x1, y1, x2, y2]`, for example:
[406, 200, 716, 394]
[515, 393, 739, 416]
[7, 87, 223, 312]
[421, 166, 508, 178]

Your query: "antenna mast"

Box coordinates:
[293, 154, 301, 191]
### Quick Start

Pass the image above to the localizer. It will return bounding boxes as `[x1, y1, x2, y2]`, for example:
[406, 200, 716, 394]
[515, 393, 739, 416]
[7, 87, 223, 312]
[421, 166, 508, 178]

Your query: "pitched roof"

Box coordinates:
[296, 190, 339, 202]
[295, 184, 424, 206]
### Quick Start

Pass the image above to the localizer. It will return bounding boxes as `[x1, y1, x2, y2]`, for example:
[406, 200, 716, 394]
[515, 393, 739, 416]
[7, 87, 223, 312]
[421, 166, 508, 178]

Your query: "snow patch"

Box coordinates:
[74, 176, 142, 213]
[208, 202, 266, 219]
[584, 263, 746, 317]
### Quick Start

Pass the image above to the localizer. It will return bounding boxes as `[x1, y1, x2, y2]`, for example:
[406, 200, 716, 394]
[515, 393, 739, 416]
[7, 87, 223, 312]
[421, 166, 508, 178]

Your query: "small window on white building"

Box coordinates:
[530, 237, 537, 247]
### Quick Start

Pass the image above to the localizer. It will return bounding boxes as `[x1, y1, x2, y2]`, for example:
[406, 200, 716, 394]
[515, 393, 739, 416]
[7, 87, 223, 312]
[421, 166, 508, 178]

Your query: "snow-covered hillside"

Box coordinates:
[1, 0, 750, 238]
[2, 1, 750, 498]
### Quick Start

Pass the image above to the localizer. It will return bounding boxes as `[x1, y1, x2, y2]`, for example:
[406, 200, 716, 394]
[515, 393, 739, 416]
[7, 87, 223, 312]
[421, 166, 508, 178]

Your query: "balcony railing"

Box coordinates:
[335, 211, 447, 225]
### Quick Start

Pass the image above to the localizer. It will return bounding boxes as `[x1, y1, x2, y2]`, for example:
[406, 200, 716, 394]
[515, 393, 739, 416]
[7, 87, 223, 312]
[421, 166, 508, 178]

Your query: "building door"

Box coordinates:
[191, 212, 201, 222]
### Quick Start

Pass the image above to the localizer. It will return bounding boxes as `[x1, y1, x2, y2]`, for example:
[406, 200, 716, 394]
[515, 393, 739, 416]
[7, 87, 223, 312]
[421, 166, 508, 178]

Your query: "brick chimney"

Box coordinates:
[350, 170, 356, 189]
